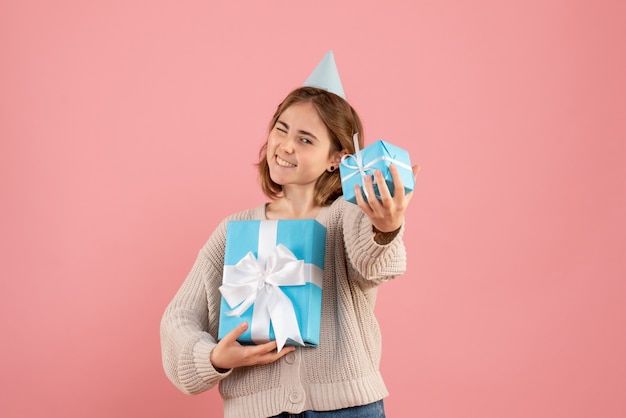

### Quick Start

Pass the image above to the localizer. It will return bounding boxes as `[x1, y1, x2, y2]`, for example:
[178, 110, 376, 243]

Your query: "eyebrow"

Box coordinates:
[276, 120, 318, 142]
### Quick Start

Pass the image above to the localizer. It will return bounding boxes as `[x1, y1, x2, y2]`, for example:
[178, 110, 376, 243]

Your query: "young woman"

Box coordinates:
[161, 86, 419, 418]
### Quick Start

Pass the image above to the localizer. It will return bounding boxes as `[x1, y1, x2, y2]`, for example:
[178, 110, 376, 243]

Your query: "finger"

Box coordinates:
[389, 164, 405, 201]
[403, 165, 420, 205]
[221, 322, 248, 344]
[268, 346, 296, 362]
[412, 165, 421, 181]
[374, 169, 393, 204]
[363, 172, 382, 209]
[404, 190, 415, 205]
[354, 185, 371, 214]
[252, 340, 279, 354]
[411, 165, 422, 182]
[247, 342, 295, 365]
[248, 340, 296, 356]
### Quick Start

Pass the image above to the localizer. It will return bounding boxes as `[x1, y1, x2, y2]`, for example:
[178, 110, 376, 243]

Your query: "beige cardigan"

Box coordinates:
[160, 197, 407, 418]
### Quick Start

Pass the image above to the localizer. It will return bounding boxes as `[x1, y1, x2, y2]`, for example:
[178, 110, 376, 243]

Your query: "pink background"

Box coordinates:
[1, 1, 625, 417]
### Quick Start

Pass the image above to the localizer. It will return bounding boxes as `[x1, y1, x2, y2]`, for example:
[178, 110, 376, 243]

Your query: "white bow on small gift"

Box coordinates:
[341, 133, 413, 201]
[219, 244, 306, 351]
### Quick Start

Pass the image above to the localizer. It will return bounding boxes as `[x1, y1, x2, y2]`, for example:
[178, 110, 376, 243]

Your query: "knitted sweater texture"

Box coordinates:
[160, 197, 407, 418]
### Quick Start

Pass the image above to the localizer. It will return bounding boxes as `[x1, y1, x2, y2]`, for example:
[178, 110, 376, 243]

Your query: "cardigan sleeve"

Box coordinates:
[160, 221, 232, 394]
[339, 198, 407, 288]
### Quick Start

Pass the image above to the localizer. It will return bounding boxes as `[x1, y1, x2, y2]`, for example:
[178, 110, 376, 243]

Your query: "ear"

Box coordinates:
[331, 149, 349, 165]
[327, 149, 349, 172]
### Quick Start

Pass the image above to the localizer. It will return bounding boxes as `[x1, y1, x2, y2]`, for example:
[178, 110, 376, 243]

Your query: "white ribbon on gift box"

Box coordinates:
[219, 221, 309, 352]
[340, 133, 412, 200]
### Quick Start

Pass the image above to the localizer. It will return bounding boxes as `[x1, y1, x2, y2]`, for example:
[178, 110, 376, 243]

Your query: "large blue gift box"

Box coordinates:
[218, 219, 326, 351]
[339, 139, 414, 204]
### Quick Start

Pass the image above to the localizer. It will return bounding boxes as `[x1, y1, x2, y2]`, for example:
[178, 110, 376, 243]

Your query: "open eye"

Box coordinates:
[300, 137, 312, 145]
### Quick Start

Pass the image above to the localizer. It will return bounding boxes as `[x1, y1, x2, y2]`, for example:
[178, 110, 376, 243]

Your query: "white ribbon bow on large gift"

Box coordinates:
[219, 244, 306, 352]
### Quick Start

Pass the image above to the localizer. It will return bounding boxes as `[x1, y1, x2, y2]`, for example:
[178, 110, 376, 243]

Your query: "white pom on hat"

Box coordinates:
[302, 50, 346, 99]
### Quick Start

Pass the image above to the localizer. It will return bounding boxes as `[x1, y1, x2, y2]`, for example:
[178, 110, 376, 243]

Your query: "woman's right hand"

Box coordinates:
[210, 322, 296, 371]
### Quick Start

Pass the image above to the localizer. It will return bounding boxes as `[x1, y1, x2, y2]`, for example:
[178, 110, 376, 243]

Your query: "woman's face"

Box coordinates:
[266, 101, 336, 191]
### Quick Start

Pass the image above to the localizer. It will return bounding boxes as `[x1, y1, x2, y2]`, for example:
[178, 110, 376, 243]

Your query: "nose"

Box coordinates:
[279, 134, 296, 154]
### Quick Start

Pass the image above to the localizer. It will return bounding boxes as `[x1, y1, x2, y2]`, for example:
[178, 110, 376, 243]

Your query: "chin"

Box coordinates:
[268, 171, 285, 186]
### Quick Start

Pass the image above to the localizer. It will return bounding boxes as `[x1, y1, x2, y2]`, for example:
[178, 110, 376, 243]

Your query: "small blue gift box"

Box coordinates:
[218, 219, 326, 351]
[339, 139, 414, 204]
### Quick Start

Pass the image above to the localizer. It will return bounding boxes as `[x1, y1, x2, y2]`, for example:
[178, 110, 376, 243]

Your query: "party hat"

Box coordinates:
[303, 50, 346, 99]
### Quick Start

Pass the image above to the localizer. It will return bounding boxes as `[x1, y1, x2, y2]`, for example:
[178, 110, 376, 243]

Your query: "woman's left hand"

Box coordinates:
[355, 164, 420, 233]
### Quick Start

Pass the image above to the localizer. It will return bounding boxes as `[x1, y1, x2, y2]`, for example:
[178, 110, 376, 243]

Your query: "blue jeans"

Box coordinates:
[269, 400, 385, 417]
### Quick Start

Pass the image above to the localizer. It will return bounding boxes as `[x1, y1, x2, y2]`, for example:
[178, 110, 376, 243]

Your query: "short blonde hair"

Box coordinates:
[258, 87, 364, 206]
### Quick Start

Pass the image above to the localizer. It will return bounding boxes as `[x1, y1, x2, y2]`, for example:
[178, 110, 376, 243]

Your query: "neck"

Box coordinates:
[266, 189, 321, 220]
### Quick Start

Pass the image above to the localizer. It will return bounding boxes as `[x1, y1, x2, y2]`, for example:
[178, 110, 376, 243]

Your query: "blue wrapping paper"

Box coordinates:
[340, 139, 414, 204]
[218, 219, 326, 350]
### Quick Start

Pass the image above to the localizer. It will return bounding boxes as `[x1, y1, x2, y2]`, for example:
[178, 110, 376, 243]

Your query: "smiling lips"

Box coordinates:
[276, 155, 297, 168]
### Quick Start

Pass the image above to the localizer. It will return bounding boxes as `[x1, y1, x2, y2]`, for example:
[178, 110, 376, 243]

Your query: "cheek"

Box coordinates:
[269, 131, 284, 145]
[266, 136, 277, 155]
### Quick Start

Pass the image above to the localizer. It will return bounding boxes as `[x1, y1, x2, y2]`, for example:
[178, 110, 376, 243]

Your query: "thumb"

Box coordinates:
[412, 164, 421, 180]
[405, 165, 420, 204]
[222, 321, 248, 344]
